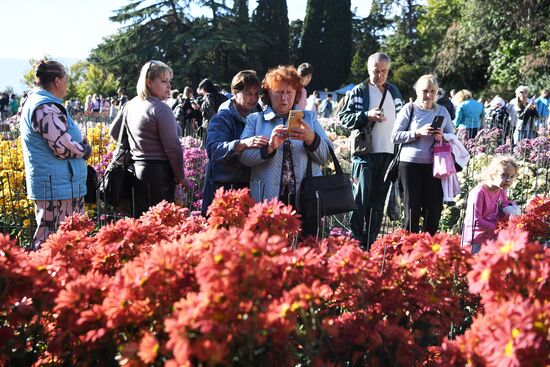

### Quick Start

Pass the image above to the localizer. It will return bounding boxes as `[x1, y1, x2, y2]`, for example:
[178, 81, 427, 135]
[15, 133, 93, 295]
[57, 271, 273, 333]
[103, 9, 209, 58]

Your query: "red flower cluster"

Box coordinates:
[1, 190, 547, 366]
[207, 187, 256, 228]
[506, 196, 550, 243]
[440, 228, 549, 365]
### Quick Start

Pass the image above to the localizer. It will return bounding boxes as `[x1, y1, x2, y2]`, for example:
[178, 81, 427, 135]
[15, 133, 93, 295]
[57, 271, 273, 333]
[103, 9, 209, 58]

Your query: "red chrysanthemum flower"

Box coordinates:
[207, 187, 256, 228]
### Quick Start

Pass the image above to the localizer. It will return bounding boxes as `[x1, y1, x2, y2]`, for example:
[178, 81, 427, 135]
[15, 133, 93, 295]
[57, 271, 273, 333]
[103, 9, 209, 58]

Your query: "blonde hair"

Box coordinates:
[414, 74, 439, 93]
[460, 89, 473, 99]
[452, 90, 467, 105]
[482, 156, 518, 184]
[136, 60, 173, 99]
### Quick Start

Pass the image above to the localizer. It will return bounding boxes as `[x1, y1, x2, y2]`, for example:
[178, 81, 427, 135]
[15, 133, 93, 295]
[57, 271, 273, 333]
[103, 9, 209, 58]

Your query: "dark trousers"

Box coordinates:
[350, 153, 393, 249]
[131, 161, 176, 218]
[398, 161, 443, 234]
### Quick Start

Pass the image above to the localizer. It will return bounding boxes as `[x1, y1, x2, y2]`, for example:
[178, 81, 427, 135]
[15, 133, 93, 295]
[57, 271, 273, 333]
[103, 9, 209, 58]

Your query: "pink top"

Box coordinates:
[462, 184, 511, 246]
[297, 87, 307, 110]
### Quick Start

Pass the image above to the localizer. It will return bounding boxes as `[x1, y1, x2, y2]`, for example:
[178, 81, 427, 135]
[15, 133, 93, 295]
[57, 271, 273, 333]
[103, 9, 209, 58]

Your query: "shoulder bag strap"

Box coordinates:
[306, 143, 343, 178]
[378, 84, 388, 110]
[116, 104, 129, 148]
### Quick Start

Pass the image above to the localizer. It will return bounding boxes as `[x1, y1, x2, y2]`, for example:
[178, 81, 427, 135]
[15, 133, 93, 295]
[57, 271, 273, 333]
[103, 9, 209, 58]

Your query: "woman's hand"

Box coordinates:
[236, 135, 269, 153]
[268, 125, 288, 154]
[288, 119, 315, 146]
[414, 124, 433, 138]
[431, 127, 443, 142]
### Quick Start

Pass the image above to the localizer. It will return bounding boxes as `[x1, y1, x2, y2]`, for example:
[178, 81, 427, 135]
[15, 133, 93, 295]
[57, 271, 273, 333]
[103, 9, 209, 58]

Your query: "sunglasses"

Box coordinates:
[145, 60, 162, 77]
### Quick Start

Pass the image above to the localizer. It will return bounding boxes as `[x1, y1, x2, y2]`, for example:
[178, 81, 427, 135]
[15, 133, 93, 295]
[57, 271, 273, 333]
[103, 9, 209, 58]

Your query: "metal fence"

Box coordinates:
[1, 121, 549, 249]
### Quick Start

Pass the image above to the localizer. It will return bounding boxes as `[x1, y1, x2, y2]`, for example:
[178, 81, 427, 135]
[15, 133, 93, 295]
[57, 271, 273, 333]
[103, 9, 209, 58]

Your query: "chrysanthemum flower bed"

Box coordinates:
[0, 190, 548, 366]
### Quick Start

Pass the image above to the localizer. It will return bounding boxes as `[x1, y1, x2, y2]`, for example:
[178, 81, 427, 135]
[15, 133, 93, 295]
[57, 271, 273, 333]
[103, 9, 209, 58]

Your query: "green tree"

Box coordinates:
[232, 0, 249, 23]
[91, 0, 270, 91]
[382, 0, 424, 67]
[252, 0, 289, 71]
[300, 0, 353, 90]
[435, 0, 550, 97]
[65, 61, 88, 100]
[349, 0, 392, 83]
[90, 0, 194, 95]
[416, 0, 464, 68]
[288, 19, 303, 66]
[76, 63, 119, 101]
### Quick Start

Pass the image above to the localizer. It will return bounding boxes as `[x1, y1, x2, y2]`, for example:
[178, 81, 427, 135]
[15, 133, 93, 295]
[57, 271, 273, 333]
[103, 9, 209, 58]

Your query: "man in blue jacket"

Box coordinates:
[339, 52, 403, 250]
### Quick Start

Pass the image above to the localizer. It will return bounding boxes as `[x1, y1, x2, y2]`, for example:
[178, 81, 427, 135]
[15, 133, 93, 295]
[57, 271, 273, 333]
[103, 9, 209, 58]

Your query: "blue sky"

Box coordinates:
[1, 0, 371, 60]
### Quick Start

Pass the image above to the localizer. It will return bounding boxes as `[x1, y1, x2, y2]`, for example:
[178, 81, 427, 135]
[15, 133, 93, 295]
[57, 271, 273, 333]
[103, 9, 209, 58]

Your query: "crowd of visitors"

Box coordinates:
[15, 53, 549, 251]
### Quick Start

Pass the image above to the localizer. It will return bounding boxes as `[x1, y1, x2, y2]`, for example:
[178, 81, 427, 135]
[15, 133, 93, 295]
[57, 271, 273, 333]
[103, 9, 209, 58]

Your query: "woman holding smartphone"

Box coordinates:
[391, 74, 455, 234]
[239, 65, 331, 236]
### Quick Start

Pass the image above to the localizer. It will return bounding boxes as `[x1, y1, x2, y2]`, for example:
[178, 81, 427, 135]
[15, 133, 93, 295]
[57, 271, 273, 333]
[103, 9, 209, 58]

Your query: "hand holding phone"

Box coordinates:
[288, 110, 304, 130]
[430, 115, 444, 129]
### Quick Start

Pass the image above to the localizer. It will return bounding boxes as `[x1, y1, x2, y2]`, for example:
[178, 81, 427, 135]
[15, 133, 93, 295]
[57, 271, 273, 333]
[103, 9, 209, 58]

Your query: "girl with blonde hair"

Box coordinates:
[462, 156, 520, 253]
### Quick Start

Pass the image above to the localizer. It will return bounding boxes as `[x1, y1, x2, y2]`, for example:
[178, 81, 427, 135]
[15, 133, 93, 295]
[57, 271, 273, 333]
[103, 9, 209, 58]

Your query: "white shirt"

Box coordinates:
[368, 84, 396, 153]
[305, 95, 317, 112]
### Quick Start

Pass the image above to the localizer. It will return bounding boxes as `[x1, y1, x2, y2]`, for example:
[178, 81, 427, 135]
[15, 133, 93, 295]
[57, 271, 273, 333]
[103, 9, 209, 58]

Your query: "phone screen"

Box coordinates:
[430, 115, 444, 129]
[288, 110, 304, 129]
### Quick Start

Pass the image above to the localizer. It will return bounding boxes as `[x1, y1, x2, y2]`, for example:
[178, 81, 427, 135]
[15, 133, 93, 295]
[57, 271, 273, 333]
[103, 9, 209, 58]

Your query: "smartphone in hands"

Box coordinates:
[288, 110, 304, 129]
[430, 115, 444, 129]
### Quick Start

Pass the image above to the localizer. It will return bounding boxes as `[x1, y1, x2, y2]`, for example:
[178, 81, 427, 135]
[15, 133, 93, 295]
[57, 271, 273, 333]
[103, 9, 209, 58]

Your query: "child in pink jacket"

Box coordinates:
[462, 156, 520, 254]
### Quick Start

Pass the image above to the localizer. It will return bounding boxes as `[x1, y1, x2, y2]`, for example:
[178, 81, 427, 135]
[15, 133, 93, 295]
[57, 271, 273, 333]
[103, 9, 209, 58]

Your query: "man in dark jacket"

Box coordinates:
[436, 88, 456, 120]
[338, 52, 403, 250]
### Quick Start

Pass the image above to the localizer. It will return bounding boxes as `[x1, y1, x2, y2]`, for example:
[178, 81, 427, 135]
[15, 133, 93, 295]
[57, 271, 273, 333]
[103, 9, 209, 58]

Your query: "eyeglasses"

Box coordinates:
[272, 90, 296, 99]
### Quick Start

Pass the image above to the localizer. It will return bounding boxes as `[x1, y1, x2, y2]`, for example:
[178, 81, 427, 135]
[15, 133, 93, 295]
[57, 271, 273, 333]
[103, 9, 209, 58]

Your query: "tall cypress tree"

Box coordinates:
[300, 0, 323, 75]
[300, 0, 352, 90]
[288, 19, 303, 65]
[233, 0, 249, 24]
[252, 0, 289, 71]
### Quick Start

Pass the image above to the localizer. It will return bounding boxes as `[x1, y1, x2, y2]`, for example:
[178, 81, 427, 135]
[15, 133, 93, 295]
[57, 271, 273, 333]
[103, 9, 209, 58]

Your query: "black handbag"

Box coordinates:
[84, 165, 98, 204]
[299, 145, 357, 219]
[99, 106, 134, 212]
[384, 104, 414, 183]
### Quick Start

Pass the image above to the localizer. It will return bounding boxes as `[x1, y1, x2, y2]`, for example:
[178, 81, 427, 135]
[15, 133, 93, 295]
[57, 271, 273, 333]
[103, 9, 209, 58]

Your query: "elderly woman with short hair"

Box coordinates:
[239, 65, 331, 236]
[510, 85, 539, 143]
[201, 70, 268, 215]
[392, 74, 455, 235]
[110, 60, 189, 217]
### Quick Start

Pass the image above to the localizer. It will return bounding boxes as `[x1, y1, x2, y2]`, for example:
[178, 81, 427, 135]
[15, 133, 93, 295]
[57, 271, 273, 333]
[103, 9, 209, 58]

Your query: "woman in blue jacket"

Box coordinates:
[453, 89, 485, 139]
[20, 60, 92, 249]
[201, 70, 268, 215]
[239, 65, 331, 236]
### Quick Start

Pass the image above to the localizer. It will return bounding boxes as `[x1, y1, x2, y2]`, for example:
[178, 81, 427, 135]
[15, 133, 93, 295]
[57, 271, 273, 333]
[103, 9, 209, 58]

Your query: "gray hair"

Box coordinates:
[136, 60, 173, 99]
[367, 52, 391, 68]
